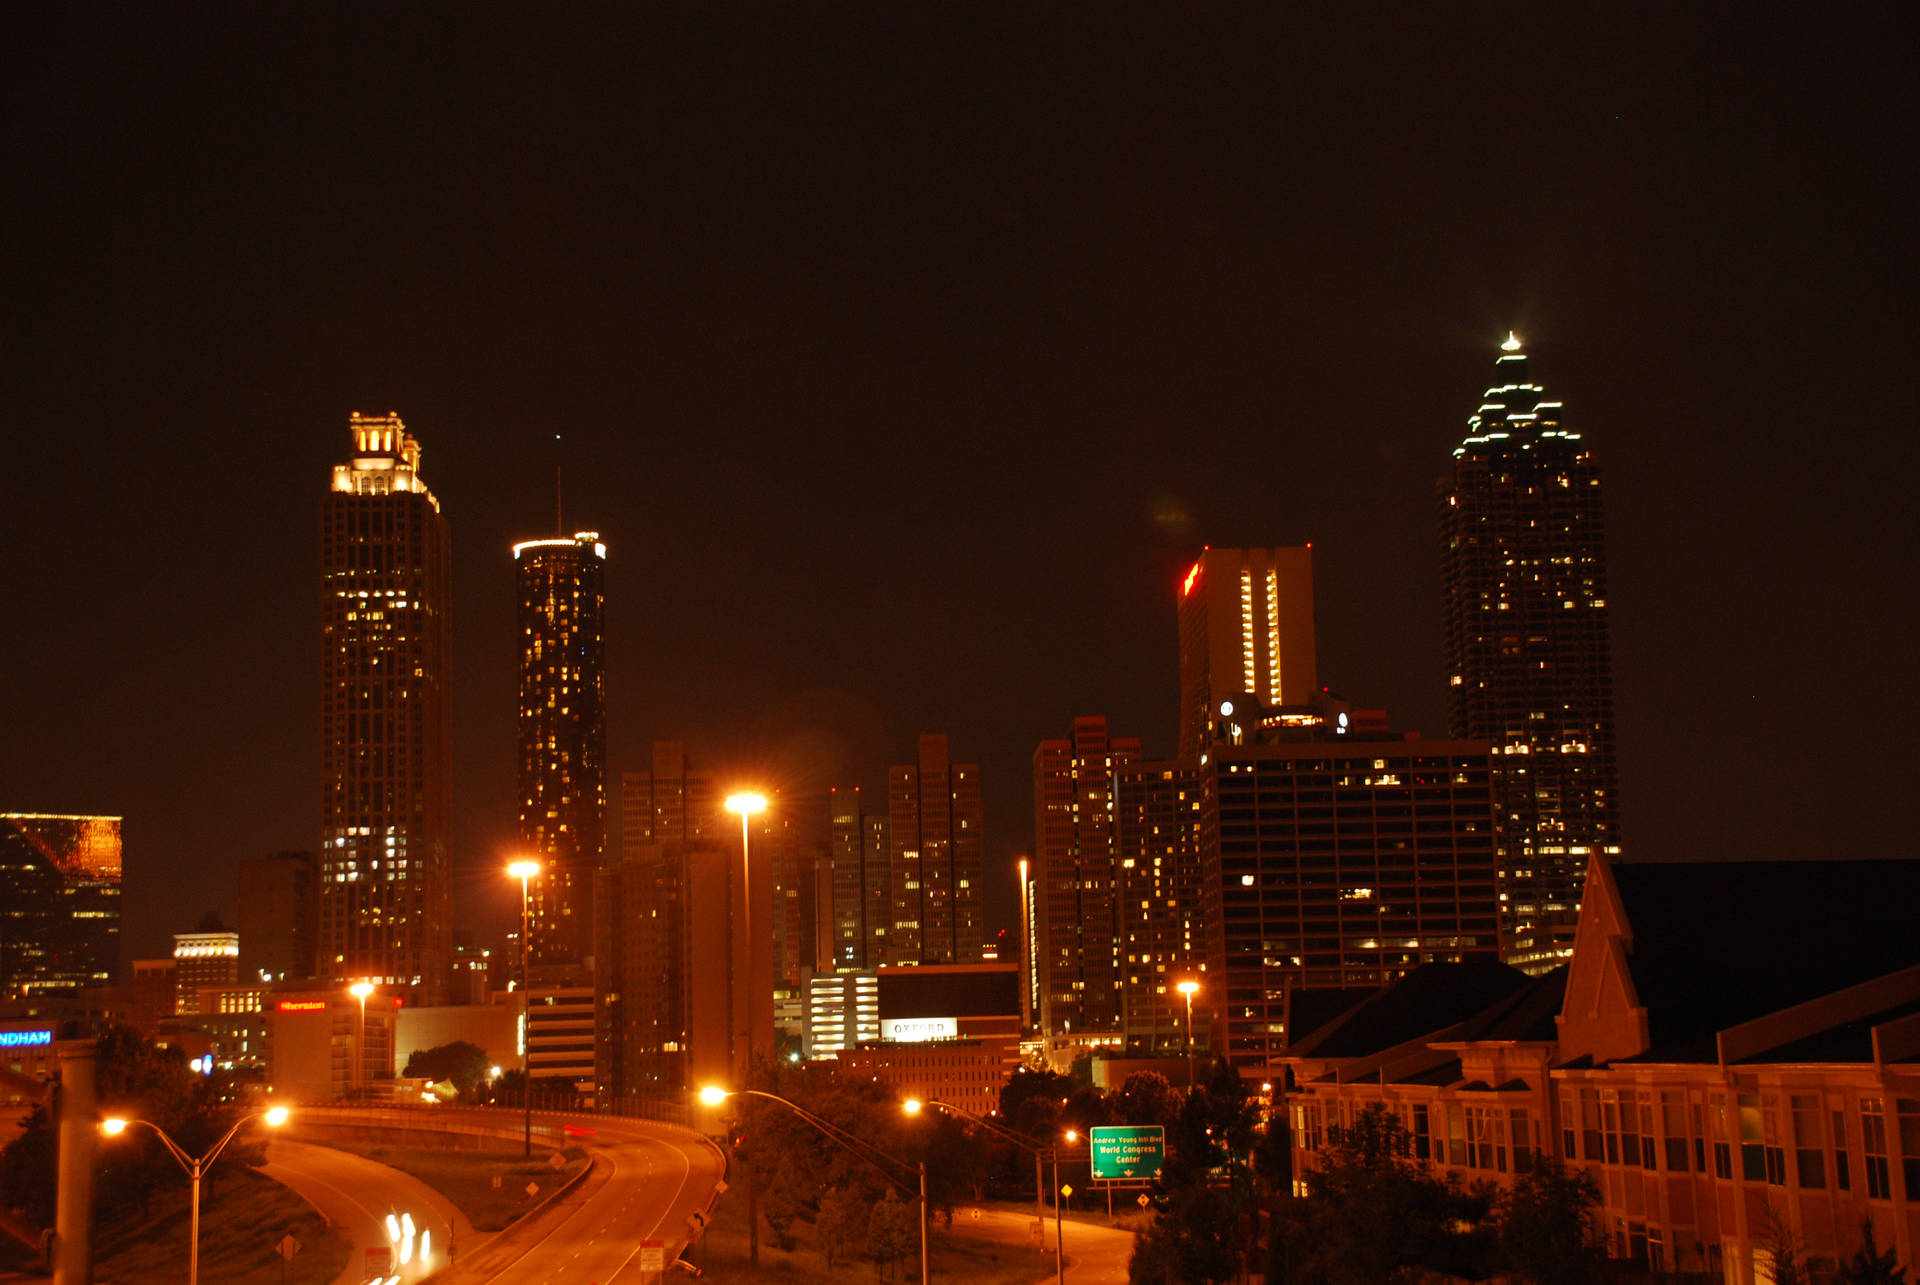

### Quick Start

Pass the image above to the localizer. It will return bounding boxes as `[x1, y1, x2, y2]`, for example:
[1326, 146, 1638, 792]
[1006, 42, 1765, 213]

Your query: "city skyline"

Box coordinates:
[5, 8, 1912, 966]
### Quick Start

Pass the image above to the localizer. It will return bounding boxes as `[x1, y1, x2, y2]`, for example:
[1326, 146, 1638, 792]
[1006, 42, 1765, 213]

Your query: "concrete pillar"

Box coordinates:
[53, 1041, 97, 1285]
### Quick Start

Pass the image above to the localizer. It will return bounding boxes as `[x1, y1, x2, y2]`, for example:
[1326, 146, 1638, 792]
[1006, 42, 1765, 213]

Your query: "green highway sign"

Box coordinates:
[1089, 1125, 1165, 1180]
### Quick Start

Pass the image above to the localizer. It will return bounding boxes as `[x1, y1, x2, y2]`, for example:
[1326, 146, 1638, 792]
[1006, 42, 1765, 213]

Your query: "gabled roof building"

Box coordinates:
[1283, 856, 1920, 1280]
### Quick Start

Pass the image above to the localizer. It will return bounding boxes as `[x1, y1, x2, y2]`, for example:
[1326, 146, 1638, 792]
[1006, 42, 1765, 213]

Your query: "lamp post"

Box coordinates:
[904, 1096, 1051, 1266]
[348, 981, 374, 1098]
[507, 859, 540, 1157]
[1017, 858, 1032, 1033]
[101, 1107, 290, 1285]
[719, 795, 767, 1265]
[721, 793, 768, 1078]
[1176, 979, 1200, 1088]
[706, 1086, 927, 1282]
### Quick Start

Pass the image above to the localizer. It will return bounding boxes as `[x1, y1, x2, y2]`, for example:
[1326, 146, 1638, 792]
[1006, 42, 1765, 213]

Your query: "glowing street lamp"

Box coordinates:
[506, 859, 541, 1156]
[100, 1107, 290, 1285]
[1177, 979, 1201, 1087]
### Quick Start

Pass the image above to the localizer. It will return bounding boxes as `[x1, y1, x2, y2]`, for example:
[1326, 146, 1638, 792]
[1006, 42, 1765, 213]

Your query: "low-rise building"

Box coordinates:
[268, 987, 397, 1102]
[835, 1035, 1022, 1120]
[1282, 856, 1920, 1280]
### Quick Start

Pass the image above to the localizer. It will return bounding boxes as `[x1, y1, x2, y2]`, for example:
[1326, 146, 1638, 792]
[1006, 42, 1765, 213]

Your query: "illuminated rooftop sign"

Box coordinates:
[276, 1000, 329, 1013]
[0, 1030, 53, 1047]
[881, 1017, 957, 1043]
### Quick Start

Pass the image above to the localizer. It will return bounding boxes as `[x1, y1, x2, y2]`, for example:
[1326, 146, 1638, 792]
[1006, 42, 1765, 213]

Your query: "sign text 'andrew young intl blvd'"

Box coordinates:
[1089, 1125, 1165, 1180]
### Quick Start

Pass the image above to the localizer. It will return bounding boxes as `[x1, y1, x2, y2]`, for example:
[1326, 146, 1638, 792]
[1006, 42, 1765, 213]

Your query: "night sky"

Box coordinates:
[6, 5, 1914, 965]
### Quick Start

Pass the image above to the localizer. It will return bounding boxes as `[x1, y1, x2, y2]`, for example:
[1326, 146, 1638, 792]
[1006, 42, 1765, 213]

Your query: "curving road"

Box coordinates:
[947, 1205, 1138, 1284]
[261, 1138, 467, 1284]
[272, 1108, 724, 1285]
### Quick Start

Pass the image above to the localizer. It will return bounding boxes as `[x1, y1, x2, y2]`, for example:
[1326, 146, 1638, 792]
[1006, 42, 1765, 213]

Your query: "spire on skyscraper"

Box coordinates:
[1440, 336, 1620, 974]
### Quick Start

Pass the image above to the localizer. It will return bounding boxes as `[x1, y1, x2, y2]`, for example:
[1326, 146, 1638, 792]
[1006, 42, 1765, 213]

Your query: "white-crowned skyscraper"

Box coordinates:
[514, 531, 607, 971]
[320, 412, 452, 1004]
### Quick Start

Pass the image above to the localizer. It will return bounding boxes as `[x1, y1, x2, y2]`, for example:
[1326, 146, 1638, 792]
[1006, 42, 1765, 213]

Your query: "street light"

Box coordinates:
[722, 794, 767, 1073]
[100, 1107, 290, 1285]
[507, 859, 541, 1157]
[1176, 979, 1201, 1088]
[349, 981, 375, 1098]
[709, 1085, 928, 1283]
[904, 1097, 1059, 1281]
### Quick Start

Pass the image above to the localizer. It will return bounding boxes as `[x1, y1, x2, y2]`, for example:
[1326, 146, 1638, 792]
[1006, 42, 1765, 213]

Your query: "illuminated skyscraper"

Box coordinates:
[513, 531, 607, 970]
[0, 813, 122, 996]
[1205, 734, 1499, 1068]
[1032, 717, 1140, 1036]
[1177, 546, 1318, 765]
[620, 741, 717, 849]
[1442, 334, 1621, 973]
[830, 787, 892, 969]
[1114, 760, 1206, 1055]
[320, 412, 452, 1005]
[888, 734, 984, 965]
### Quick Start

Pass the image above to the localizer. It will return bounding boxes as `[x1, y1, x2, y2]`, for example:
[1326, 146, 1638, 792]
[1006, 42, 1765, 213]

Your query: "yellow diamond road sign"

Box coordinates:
[1060, 1183, 1073, 1198]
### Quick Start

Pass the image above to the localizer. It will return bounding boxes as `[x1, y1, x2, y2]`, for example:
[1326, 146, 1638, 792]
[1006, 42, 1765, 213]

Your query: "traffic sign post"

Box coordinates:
[638, 1238, 666, 1273]
[1089, 1125, 1165, 1180]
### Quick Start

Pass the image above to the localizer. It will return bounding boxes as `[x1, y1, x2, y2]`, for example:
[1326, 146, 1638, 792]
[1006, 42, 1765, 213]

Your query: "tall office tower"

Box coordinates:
[1113, 761, 1206, 1055]
[1442, 334, 1620, 974]
[172, 928, 240, 1015]
[237, 851, 317, 983]
[320, 412, 453, 1005]
[594, 837, 770, 1101]
[1177, 546, 1318, 765]
[0, 814, 122, 997]
[888, 734, 985, 965]
[620, 741, 717, 850]
[1032, 717, 1142, 1037]
[1203, 733, 1499, 1068]
[830, 787, 892, 969]
[762, 792, 828, 996]
[513, 531, 608, 971]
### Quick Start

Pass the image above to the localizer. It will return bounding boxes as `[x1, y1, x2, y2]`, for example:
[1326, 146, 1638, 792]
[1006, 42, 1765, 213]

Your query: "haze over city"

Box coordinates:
[7, 9, 1920, 1285]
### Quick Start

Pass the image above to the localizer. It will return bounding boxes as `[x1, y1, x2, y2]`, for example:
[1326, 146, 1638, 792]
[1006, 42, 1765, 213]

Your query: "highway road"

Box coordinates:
[261, 1138, 467, 1285]
[275, 1108, 725, 1285]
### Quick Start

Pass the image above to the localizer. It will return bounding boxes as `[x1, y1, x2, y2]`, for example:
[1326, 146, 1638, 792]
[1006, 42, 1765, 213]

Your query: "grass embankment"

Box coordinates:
[323, 1141, 589, 1232]
[94, 1168, 350, 1285]
[685, 1187, 1054, 1284]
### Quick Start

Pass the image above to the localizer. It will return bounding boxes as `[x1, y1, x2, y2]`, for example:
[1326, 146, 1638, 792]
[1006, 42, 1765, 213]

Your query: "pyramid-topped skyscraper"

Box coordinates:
[1442, 335, 1621, 974]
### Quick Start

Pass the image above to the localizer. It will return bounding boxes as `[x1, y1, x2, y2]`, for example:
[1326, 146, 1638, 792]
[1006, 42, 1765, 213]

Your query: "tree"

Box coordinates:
[1114, 1072, 1180, 1130]
[1837, 1218, 1908, 1285]
[1267, 1102, 1483, 1285]
[1001, 1066, 1074, 1138]
[1763, 1208, 1808, 1285]
[922, 1112, 986, 1214]
[402, 1041, 491, 1096]
[818, 1185, 867, 1270]
[866, 1188, 918, 1282]
[1129, 1062, 1262, 1284]
[1, 1026, 247, 1239]
[1497, 1159, 1603, 1285]
[763, 1159, 802, 1251]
